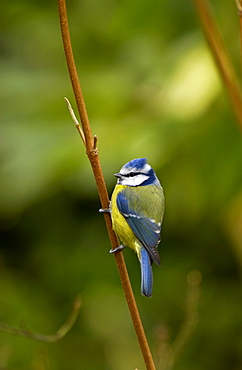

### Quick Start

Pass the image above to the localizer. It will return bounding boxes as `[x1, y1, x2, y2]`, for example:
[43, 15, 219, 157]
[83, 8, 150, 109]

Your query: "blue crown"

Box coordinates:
[123, 158, 147, 171]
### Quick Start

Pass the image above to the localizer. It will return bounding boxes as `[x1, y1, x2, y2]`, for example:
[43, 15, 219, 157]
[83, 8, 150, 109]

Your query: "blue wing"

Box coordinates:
[116, 191, 161, 265]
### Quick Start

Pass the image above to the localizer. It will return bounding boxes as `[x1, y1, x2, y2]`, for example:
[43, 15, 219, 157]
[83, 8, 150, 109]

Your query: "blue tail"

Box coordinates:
[140, 247, 153, 297]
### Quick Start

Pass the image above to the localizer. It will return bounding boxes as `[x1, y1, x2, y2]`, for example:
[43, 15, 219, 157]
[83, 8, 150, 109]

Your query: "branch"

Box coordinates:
[0, 296, 81, 343]
[192, 0, 242, 129]
[65, 97, 86, 145]
[57, 1, 156, 369]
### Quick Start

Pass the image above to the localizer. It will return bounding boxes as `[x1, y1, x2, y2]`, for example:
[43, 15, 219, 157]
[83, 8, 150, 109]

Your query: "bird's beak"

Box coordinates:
[114, 173, 121, 178]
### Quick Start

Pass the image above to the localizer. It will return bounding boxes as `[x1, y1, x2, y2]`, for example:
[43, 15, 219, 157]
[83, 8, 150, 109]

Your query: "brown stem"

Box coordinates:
[192, 0, 242, 129]
[57, 1, 156, 369]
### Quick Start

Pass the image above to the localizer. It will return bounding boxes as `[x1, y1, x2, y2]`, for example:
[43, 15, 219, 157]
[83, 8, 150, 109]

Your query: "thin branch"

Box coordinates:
[0, 296, 81, 343]
[57, 1, 156, 369]
[192, 0, 242, 129]
[65, 97, 86, 145]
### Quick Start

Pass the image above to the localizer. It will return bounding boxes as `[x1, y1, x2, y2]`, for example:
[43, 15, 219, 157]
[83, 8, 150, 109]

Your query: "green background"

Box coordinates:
[0, 0, 242, 369]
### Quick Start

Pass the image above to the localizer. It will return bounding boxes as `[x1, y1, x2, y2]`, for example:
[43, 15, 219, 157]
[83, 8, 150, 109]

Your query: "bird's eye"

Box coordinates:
[128, 172, 137, 177]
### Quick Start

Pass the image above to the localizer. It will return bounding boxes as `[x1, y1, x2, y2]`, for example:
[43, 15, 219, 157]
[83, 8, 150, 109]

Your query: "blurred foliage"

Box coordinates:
[0, 0, 242, 369]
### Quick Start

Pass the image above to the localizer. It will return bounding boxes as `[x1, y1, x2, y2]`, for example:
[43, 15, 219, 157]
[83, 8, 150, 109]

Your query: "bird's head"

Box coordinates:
[114, 158, 159, 187]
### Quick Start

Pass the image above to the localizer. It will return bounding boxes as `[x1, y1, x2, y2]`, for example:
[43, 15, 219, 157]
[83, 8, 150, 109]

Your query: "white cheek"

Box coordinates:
[121, 174, 148, 186]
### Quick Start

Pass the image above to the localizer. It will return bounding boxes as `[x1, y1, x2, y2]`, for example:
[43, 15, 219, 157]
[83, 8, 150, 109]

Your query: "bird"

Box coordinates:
[101, 158, 164, 297]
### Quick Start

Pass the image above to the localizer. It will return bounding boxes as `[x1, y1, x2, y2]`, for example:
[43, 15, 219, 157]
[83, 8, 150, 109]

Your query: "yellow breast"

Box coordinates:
[110, 185, 139, 253]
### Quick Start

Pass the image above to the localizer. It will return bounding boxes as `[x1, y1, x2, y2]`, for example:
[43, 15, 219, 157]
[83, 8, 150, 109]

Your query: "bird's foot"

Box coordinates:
[99, 208, 110, 213]
[109, 245, 126, 254]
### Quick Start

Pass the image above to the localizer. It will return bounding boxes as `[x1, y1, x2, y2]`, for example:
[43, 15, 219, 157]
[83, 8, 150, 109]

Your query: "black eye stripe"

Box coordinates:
[123, 171, 144, 177]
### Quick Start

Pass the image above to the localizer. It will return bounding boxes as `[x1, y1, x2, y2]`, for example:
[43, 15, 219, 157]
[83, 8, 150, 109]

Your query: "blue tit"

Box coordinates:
[109, 158, 164, 297]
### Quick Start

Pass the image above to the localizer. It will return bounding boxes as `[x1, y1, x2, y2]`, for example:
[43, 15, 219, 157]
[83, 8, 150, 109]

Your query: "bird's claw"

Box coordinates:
[109, 245, 126, 254]
[99, 208, 110, 213]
